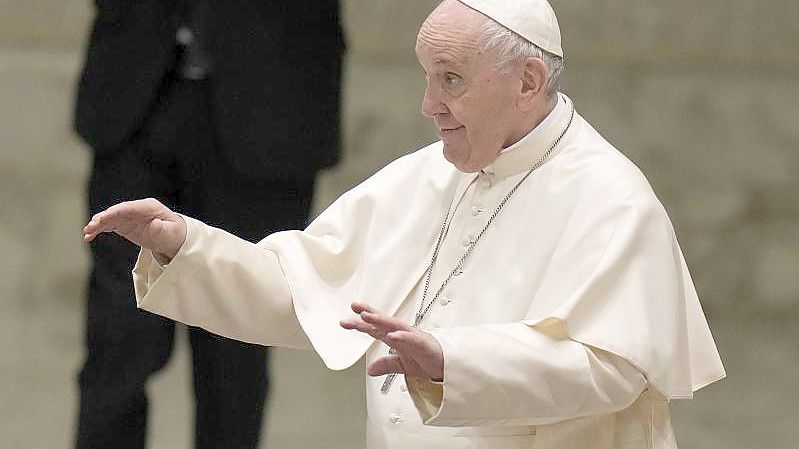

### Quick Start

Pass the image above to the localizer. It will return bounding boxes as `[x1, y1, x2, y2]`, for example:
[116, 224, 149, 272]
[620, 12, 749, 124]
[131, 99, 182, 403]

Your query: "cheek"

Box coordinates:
[459, 111, 504, 148]
[471, 93, 517, 137]
[455, 86, 513, 128]
[447, 100, 480, 135]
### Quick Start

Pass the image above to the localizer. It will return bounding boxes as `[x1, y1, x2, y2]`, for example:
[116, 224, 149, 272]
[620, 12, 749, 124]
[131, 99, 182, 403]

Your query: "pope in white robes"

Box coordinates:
[83, 1, 726, 448]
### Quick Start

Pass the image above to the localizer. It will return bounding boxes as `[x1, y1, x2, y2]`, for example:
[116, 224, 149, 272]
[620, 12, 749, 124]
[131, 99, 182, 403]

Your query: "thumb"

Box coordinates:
[149, 215, 187, 262]
[367, 355, 405, 377]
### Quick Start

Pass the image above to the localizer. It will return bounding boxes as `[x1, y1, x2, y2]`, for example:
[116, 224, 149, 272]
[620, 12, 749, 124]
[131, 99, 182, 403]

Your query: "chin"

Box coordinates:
[453, 163, 481, 173]
[442, 149, 485, 173]
[442, 145, 472, 173]
[445, 155, 481, 173]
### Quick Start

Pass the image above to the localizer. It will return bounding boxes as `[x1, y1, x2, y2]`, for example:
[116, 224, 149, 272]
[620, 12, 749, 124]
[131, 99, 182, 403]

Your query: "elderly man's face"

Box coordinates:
[415, 0, 527, 173]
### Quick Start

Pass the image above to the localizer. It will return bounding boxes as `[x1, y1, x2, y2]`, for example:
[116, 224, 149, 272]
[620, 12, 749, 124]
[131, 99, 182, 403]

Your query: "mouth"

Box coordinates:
[438, 126, 464, 136]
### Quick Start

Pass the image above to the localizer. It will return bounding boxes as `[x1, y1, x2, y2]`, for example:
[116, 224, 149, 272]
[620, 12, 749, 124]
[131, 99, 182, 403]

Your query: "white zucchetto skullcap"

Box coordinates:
[458, 0, 564, 57]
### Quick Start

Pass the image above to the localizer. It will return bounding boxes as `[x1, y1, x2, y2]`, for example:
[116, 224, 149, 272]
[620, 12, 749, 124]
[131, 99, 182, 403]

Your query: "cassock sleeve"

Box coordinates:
[133, 214, 311, 350]
[406, 323, 646, 427]
[130, 145, 458, 368]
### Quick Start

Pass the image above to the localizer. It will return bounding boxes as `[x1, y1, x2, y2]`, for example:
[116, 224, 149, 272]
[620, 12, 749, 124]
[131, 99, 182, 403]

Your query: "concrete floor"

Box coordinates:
[1, 290, 797, 448]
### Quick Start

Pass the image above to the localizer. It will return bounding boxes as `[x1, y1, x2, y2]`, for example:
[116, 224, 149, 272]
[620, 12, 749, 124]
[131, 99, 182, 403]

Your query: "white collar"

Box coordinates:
[482, 92, 571, 178]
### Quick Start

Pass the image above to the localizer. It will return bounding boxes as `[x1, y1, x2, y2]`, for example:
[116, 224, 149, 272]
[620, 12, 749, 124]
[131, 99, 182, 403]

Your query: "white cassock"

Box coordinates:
[133, 93, 725, 449]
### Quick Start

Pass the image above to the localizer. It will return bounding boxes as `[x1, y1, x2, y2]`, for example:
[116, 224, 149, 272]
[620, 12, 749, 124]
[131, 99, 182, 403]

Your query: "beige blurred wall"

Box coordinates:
[0, 1, 797, 448]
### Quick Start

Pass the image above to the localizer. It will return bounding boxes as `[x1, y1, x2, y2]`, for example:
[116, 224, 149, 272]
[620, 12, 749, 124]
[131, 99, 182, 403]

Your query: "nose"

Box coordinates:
[421, 82, 448, 118]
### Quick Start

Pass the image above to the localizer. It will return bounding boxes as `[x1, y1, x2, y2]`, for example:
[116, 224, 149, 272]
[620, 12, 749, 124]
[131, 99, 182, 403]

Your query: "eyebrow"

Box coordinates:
[432, 55, 465, 67]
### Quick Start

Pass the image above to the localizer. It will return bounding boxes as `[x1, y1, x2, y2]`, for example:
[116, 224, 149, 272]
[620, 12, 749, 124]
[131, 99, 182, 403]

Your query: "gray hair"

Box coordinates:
[477, 18, 564, 98]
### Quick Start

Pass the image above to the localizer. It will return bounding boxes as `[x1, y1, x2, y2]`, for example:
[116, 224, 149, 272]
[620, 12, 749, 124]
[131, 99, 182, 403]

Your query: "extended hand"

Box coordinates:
[83, 198, 187, 264]
[340, 302, 444, 381]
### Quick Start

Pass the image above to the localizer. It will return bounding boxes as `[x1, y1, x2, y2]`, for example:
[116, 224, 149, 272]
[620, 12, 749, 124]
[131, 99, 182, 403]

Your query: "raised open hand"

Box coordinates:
[83, 198, 187, 263]
[340, 302, 444, 381]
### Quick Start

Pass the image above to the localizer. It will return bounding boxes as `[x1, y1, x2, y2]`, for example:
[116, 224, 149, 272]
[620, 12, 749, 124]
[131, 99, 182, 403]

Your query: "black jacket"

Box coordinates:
[75, 0, 344, 175]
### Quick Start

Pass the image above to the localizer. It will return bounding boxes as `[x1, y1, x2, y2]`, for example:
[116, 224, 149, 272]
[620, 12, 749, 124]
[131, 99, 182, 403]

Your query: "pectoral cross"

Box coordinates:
[379, 348, 399, 394]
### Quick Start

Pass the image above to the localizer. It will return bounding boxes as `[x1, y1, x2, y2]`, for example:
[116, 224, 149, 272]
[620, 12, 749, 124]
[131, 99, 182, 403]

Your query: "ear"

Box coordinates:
[517, 57, 548, 112]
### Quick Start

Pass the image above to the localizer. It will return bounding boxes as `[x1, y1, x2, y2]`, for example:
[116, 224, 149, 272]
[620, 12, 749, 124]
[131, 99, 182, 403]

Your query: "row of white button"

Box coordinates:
[382, 176, 497, 427]
[388, 376, 411, 424]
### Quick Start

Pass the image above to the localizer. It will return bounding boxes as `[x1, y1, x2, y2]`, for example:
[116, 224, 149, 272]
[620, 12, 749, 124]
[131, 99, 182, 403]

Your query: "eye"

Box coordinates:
[444, 73, 462, 86]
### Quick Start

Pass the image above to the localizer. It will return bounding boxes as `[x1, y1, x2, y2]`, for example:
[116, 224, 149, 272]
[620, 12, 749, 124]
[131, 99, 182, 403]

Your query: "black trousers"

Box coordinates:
[76, 76, 316, 449]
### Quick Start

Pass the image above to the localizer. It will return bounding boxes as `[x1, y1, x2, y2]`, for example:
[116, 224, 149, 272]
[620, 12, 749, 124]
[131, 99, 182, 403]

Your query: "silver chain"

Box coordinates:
[380, 103, 575, 394]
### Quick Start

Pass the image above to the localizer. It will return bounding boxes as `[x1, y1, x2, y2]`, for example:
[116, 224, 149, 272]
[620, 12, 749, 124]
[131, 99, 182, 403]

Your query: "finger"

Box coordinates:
[84, 204, 127, 234]
[386, 330, 442, 359]
[83, 231, 100, 243]
[384, 331, 421, 353]
[386, 329, 425, 345]
[105, 200, 148, 222]
[351, 302, 376, 314]
[339, 318, 387, 341]
[83, 212, 106, 234]
[367, 355, 405, 377]
[89, 198, 159, 226]
[339, 317, 372, 332]
[360, 311, 413, 333]
[83, 215, 113, 236]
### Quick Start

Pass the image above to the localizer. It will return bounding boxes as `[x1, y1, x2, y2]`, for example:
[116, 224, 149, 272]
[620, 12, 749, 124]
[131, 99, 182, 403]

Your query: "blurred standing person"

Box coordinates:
[73, 1, 344, 448]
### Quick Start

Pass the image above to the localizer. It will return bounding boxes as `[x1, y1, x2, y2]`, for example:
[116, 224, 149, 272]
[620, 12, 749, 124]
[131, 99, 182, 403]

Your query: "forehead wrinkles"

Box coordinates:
[416, 13, 481, 66]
